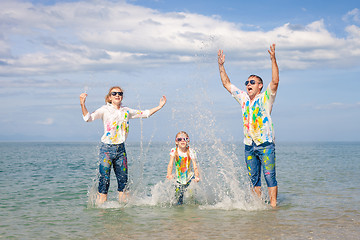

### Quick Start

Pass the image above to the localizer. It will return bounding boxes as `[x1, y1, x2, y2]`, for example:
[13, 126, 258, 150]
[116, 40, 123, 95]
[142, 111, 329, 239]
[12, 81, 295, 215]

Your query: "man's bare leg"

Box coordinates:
[254, 186, 262, 198]
[254, 186, 277, 207]
[268, 186, 278, 208]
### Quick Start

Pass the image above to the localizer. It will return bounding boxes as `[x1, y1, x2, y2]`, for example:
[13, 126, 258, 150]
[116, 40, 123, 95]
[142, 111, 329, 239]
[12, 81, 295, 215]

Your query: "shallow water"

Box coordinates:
[1, 141, 359, 239]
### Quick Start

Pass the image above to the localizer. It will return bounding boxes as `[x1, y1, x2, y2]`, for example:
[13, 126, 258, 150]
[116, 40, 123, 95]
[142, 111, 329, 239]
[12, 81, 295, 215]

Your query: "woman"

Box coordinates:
[80, 86, 166, 205]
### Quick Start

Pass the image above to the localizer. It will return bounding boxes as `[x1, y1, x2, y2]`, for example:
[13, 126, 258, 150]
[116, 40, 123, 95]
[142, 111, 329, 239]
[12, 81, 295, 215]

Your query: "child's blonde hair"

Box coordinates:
[174, 131, 191, 161]
[105, 86, 124, 103]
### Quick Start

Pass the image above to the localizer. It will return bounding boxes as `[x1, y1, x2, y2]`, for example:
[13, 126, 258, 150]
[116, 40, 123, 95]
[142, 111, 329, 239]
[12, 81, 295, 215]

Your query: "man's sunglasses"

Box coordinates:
[176, 137, 189, 142]
[111, 92, 123, 96]
[245, 80, 258, 86]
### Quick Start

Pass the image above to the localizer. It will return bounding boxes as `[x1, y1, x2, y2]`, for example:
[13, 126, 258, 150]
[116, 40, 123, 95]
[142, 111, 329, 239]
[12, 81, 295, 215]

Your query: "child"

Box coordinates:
[166, 131, 200, 205]
[80, 86, 166, 205]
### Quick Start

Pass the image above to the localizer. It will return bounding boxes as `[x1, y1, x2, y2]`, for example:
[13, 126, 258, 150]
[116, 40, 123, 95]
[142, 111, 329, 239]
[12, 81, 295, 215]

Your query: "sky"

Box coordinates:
[0, 0, 359, 143]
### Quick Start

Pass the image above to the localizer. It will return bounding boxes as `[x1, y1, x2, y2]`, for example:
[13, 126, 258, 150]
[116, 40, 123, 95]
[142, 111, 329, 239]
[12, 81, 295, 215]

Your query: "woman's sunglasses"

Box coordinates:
[176, 137, 189, 142]
[111, 92, 123, 96]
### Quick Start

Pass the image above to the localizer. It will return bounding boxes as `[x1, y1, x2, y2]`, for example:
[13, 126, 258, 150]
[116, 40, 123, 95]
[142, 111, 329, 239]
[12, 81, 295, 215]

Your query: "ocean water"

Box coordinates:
[1, 141, 359, 239]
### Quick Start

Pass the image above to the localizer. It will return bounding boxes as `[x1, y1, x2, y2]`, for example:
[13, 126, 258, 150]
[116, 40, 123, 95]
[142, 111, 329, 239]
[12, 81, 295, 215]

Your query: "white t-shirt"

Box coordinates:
[230, 83, 276, 146]
[169, 147, 197, 184]
[83, 103, 150, 144]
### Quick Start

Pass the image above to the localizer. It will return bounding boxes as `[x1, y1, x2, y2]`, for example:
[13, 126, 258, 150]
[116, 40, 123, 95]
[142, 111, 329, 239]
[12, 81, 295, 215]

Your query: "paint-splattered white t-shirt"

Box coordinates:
[83, 103, 150, 144]
[230, 83, 276, 146]
[170, 147, 197, 184]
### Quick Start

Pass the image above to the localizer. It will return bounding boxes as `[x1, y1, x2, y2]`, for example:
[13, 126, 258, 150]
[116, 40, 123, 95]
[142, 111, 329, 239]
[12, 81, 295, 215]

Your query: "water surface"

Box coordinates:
[0, 141, 359, 239]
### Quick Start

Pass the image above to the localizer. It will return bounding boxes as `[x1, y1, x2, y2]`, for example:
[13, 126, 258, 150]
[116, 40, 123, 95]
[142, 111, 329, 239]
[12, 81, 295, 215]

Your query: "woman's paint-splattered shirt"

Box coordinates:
[83, 103, 150, 144]
[170, 147, 197, 185]
[230, 83, 276, 146]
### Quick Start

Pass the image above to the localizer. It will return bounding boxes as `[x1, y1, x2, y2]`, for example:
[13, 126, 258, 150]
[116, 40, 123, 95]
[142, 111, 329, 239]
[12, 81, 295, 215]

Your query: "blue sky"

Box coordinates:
[1, 0, 359, 142]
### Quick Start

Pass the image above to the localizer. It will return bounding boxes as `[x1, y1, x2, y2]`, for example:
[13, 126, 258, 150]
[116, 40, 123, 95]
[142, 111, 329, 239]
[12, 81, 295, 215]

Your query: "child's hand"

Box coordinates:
[194, 176, 200, 182]
[166, 174, 173, 180]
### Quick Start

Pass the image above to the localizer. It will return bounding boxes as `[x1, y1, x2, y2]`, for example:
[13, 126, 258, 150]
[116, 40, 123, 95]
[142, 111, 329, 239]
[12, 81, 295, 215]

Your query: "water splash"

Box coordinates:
[87, 176, 99, 208]
[128, 84, 268, 210]
[86, 37, 270, 210]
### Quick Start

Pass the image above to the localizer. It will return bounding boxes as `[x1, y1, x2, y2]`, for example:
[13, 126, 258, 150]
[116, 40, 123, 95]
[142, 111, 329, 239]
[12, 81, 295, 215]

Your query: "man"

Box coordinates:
[218, 44, 279, 207]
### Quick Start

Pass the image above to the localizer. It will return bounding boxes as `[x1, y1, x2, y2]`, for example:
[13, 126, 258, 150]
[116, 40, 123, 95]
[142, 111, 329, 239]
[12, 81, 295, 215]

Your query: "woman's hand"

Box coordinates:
[79, 93, 87, 105]
[159, 95, 167, 108]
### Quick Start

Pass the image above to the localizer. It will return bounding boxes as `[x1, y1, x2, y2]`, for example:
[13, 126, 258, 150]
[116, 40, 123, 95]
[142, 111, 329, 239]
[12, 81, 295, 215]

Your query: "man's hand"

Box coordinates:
[218, 49, 225, 66]
[268, 44, 276, 61]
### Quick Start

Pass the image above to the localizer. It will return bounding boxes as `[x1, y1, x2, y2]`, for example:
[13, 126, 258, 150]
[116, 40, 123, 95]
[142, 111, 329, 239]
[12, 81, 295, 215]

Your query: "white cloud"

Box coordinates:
[0, 0, 360, 76]
[342, 8, 360, 24]
[0, 77, 78, 88]
[345, 24, 360, 39]
[35, 118, 54, 125]
[314, 102, 360, 110]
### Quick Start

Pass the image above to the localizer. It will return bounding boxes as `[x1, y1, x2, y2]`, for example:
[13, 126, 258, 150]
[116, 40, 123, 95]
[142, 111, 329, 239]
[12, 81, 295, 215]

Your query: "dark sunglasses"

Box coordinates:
[111, 92, 123, 96]
[176, 137, 189, 142]
[245, 80, 258, 86]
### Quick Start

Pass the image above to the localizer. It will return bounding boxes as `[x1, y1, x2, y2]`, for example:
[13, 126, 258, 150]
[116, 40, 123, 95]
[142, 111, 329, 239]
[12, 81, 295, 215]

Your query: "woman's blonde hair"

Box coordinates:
[105, 86, 124, 103]
[174, 131, 190, 161]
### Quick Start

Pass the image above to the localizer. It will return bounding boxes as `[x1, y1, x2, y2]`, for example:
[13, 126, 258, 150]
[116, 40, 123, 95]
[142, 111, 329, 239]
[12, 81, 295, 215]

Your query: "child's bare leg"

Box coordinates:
[118, 191, 129, 203]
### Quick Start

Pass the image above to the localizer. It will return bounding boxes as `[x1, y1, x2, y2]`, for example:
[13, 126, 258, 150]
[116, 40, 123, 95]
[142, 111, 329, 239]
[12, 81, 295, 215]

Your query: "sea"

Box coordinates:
[1, 141, 359, 239]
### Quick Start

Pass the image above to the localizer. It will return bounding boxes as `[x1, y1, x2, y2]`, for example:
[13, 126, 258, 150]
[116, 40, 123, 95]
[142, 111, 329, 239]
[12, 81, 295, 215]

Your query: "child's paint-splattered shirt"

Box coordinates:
[170, 147, 197, 185]
[230, 83, 276, 146]
[83, 103, 150, 144]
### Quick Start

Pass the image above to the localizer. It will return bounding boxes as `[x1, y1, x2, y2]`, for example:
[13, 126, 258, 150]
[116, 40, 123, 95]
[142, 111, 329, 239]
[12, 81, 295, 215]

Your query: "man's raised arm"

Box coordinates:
[218, 49, 232, 93]
[268, 44, 279, 94]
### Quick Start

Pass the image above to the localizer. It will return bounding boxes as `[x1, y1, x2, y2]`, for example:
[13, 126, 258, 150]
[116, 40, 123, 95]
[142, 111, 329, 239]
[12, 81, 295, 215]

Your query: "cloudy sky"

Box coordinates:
[1, 0, 359, 142]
